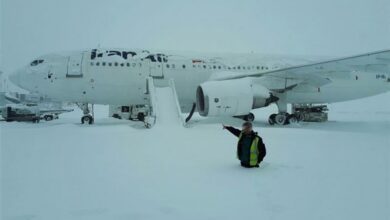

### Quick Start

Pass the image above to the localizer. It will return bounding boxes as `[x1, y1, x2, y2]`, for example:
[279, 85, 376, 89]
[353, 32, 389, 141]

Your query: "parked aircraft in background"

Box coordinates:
[9, 48, 390, 126]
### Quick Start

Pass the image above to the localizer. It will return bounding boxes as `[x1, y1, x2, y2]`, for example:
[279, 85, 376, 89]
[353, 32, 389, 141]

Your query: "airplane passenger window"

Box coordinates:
[166, 64, 170, 68]
[243, 66, 246, 70]
[102, 62, 106, 66]
[203, 65, 206, 69]
[126, 63, 130, 67]
[182, 65, 186, 69]
[90, 62, 94, 66]
[114, 62, 118, 66]
[108, 63, 112, 66]
[213, 65, 216, 69]
[132, 63, 136, 67]
[218, 66, 221, 69]
[237, 66, 241, 70]
[228, 67, 231, 70]
[256, 66, 260, 70]
[96, 62, 100, 66]
[120, 63, 124, 67]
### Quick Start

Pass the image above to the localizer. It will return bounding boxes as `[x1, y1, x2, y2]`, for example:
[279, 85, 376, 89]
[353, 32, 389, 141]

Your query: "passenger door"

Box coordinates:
[148, 54, 164, 79]
[66, 53, 83, 77]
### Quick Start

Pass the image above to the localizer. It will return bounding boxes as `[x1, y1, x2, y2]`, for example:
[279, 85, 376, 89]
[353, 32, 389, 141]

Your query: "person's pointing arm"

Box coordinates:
[223, 124, 241, 137]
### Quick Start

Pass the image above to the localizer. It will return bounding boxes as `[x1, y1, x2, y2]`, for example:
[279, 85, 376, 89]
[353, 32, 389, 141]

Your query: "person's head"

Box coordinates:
[242, 121, 253, 134]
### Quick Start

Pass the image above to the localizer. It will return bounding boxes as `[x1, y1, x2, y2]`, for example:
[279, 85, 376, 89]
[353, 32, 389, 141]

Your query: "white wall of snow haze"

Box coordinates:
[1, 0, 390, 220]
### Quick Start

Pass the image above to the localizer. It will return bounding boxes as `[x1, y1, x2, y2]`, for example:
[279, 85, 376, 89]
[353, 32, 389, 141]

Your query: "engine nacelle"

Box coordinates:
[196, 78, 275, 117]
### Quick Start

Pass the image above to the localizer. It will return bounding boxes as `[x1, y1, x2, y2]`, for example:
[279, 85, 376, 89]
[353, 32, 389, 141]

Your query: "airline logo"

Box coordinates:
[90, 49, 150, 60]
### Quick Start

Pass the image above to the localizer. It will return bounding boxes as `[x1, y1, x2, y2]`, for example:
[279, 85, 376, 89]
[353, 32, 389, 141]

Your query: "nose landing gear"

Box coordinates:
[77, 103, 94, 124]
[81, 114, 94, 124]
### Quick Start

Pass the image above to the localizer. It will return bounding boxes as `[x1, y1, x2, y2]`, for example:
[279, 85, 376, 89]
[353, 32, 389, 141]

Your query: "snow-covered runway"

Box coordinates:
[1, 93, 389, 220]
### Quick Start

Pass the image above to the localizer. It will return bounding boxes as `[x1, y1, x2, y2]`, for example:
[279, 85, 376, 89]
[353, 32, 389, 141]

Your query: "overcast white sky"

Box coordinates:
[1, 0, 390, 73]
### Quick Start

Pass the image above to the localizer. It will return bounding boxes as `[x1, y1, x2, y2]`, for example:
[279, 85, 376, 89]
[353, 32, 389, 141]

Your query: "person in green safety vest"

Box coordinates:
[223, 122, 266, 168]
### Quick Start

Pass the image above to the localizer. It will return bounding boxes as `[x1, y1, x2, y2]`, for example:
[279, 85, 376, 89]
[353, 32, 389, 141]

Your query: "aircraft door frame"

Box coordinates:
[148, 54, 165, 79]
[66, 53, 83, 78]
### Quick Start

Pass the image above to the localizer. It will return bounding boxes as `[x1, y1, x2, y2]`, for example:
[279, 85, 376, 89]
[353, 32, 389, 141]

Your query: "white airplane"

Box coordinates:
[9, 48, 390, 126]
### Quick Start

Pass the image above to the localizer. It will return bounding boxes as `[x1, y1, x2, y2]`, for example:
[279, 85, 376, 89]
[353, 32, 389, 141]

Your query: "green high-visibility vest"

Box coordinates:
[238, 132, 260, 166]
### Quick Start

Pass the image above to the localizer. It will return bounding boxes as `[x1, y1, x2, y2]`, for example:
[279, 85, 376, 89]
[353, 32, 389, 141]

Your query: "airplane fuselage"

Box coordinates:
[10, 48, 390, 113]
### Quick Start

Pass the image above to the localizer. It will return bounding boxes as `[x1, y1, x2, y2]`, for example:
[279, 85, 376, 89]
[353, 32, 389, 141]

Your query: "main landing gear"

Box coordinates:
[268, 112, 298, 125]
[268, 98, 299, 125]
[77, 103, 94, 124]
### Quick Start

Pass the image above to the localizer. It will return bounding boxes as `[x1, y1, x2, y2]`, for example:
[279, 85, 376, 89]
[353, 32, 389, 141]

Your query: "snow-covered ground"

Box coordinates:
[1, 92, 389, 220]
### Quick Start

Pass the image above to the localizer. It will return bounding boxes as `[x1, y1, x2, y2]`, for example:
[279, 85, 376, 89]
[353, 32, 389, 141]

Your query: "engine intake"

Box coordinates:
[196, 78, 276, 117]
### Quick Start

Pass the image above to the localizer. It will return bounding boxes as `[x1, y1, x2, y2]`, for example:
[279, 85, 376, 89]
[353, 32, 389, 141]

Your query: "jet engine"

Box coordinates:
[196, 78, 278, 117]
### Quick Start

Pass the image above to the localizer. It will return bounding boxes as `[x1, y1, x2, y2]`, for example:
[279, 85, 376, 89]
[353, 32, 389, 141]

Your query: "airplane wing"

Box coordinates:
[210, 49, 390, 92]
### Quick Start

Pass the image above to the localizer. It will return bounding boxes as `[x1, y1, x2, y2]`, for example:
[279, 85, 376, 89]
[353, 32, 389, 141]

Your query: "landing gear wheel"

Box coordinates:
[287, 114, 299, 124]
[244, 113, 255, 122]
[144, 123, 151, 129]
[81, 115, 94, 124]
[143, 116, 155, 129]
[268, 114, 277, 125]
[275, 113, 288, 125]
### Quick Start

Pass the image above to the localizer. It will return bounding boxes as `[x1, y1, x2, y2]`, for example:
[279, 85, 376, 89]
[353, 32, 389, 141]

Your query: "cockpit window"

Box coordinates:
[30, 59, 44, 66]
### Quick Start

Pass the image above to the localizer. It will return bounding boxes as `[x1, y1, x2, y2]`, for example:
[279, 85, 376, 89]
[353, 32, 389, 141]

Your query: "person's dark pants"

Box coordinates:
[240, 161, 260, 168]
